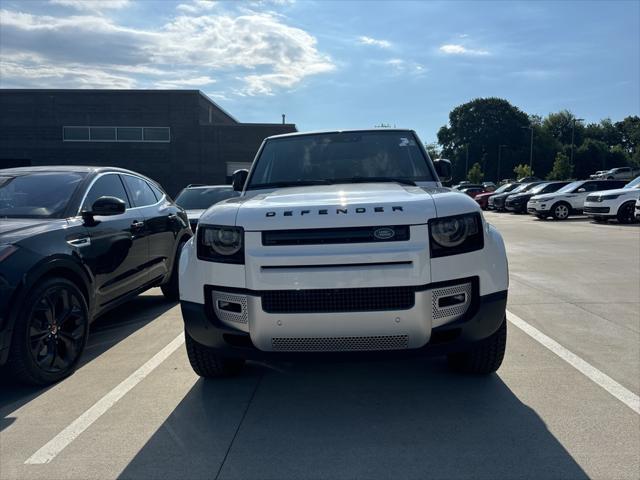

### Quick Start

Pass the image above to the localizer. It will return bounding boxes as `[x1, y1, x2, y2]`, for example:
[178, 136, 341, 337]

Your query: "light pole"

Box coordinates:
[570, 118, 584, 165]
[521, 126, 534, 169]
[498, 144, 507, 182]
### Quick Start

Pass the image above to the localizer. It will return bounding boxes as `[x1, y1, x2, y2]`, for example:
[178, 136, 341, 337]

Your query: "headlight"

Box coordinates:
[600, 194, 621, 201]
[429, 213, 483, 258]
[197, 225, 244, 264]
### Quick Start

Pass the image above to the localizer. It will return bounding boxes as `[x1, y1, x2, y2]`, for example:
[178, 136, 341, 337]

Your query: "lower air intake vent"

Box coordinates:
[271, 335, 409, 352]
[261, 287, 414, 313]
[432, 282, 472, 322]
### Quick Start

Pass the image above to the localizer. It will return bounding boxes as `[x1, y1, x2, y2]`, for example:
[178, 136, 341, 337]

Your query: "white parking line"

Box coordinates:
[507, 311, 640, 415]
[25, 333, 185, 465]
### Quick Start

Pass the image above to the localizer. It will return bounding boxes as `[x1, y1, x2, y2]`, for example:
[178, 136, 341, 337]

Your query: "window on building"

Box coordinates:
[143, 127, 170, 142]
[117, 127, 143, 141]
[63, 126, 170, 143]
[122, 175, 158, 207]
[90, 127, 116, 141]
[63, 127, 90, 141]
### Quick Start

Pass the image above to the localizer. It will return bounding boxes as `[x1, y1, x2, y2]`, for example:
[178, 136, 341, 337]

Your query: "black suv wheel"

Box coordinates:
[185, 333, 245, 378]
[6, 277, 89, 385]
[448, 317, 507, 374]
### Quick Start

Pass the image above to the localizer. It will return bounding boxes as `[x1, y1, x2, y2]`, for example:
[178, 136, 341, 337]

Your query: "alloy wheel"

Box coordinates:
[28, 285, 87, 373]
[555, 204, 569, 220]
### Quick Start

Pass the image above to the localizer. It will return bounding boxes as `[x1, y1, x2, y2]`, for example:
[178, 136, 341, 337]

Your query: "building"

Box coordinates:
[0, 89, 296, 195]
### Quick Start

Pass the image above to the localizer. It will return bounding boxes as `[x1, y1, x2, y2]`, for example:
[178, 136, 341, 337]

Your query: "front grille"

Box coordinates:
[262, 225, 410, 246]
[261, 286, 415, 313]
[584, 206, 610, 213]
[271, 335, 409, 352]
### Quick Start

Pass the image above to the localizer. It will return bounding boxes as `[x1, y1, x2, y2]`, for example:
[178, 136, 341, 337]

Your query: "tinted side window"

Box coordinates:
[83, 174, 130, 210]
[122, 175, 158, 207]
[147, 181, 165, 201]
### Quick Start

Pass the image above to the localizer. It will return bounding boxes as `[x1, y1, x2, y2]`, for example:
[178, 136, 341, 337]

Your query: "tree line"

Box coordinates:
[426, 98, 640, 183]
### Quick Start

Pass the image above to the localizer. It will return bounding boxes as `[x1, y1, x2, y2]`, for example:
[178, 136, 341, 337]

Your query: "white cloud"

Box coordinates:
[176, 0, 217, 14]
[358, 36, 391, 49]
[384, 58, 425, 75]
[0, 6, 334, 95]
[49, 0, 130, 12]
[439, 44, 489, 56]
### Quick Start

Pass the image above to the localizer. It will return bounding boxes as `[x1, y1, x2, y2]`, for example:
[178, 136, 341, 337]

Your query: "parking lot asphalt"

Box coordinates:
[1, 212, 639, 480]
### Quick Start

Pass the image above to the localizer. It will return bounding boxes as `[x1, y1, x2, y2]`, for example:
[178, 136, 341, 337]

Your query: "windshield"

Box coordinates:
[0, 172, 85, 218]
[494, 183, 518, 194]
[557, 181, 583, 193]
[175, 187, 239, 209]
[529, 183, 552, 194]
[247, 131, 435, 190]
[509, 184, 530, 194]
[624, 176, 640, 189]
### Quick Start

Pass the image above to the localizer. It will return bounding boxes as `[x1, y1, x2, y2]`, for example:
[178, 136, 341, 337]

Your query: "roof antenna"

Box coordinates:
[282, 114, 286, 125]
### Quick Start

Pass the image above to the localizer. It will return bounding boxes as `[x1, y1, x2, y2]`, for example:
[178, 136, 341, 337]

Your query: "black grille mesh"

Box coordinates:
[261, 286, 415, 313]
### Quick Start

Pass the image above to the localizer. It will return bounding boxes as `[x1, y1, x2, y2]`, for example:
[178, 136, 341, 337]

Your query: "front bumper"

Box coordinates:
[181, 281, 508, 360]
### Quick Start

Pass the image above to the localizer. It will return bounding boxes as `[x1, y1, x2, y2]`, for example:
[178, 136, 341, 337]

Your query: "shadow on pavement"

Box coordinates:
[0, 290, 174, 426]
[119, 358, 587, 480]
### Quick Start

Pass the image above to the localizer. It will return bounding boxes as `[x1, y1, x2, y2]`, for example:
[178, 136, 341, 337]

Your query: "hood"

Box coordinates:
[185, 209, 206, 221]
[0, 218, 63, 244]
[475, 191, 496, 200]
[588, 187, 640, 198]
[531, 192, 567, 202]
[200, 183, 479, 231]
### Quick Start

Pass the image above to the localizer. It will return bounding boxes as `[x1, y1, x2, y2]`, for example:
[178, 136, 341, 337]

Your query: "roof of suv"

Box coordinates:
[1, 165, 141, 175]
[266, 128, 415, 140]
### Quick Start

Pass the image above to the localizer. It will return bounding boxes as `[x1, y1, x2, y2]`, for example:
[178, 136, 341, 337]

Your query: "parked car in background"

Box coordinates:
[490, 182, 543, 212]
[583, 176, 640, 224]
[475, 182, 520, 210]
[517, 176, 541, 183]
[593, 167, 640, 181]
[590, 170, 606, 179]
[174, 185, 240, 231]
[636, 197, 640, 221]
[0, 166, 192, 384]
[459, 185, 493, 198]
[527, 179, 627, 220]
[505, 181, 571, 213]
[452, 181, 474, 190]
[482, 182, 496, 190]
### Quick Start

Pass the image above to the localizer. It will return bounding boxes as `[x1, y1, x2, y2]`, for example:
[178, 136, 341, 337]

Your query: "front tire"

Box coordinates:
[551, 202, 571, 220]
[6, 277, 89, 385]
[448, 318, 507, 374]
[617, 201, 637, 224]
[161, 240, 187, 301]
[185, 333, 245, 378]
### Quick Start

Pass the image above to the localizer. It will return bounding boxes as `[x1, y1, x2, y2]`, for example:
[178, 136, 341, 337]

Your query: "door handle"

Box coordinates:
[131, 221, 145, 229]
[67, 237, 91, 247]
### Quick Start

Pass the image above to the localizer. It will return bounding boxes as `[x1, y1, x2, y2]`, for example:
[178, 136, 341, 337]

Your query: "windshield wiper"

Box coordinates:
[332, 176, 417, 186]
[247, 179, 334, 190]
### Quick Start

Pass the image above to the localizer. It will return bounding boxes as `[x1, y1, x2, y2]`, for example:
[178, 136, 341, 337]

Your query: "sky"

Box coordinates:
[0, 0, 638, 143]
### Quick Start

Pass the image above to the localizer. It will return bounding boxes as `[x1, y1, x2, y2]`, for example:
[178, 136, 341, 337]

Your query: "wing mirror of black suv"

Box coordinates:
[232, 169, 249, 192]
[577, 188, 586, 193]
[434, 159, 452, 182]
[82, 196, 126, 224]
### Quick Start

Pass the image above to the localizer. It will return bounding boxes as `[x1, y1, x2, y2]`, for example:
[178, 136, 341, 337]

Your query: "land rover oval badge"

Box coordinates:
[374, 227, 395, 240]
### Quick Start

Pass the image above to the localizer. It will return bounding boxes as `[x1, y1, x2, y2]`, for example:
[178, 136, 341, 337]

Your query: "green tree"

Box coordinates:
[573, 139, 609, 178]
[467, 162, 484, 183]
[513, 164, 534, 180]
[543, 109, 584, 146]
[546, 152, 573, 180]
[425, 142, 441, 160]
[615, 116, 640, 156]
[437, 97, 530, 182]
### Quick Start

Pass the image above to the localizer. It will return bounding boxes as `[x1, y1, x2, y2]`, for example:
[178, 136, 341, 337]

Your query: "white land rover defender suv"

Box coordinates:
[179, 130, 509, 377]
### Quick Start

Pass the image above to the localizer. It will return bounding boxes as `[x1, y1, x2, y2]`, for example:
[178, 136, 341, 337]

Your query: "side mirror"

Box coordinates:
[577, 188, 586, 193]
[232, 169, 249, 192]
[82, 196, 126, 223]
[434, 159, 452, 182]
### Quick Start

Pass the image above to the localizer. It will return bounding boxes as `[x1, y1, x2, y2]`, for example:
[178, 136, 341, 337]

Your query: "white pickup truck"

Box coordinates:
[593, 167, 640, 181]
[179, 130, 509, 377]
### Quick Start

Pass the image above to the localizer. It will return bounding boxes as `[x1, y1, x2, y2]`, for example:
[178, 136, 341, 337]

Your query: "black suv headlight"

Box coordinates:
[197, 225, 244, 264]
[429, 213, 484, 258]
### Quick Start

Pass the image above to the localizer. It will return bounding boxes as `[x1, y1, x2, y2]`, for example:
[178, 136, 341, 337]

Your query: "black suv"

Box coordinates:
[0, 166, 191, 384]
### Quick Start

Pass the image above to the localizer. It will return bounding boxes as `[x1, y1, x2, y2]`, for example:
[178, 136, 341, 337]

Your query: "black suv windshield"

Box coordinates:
[175, 187, 239, 210]
[247, 131, 435, 190]
[0, 172, 86, 218]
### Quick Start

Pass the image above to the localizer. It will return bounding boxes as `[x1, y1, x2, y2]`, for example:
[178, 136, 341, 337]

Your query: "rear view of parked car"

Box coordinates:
[0, 166, 191, 385]
[505, 181, 570, 213]
[594, 167, 640, 181]
[527, 179, 627, 220]
[583, 176, 640, 224]
[174, 185, 240, 231]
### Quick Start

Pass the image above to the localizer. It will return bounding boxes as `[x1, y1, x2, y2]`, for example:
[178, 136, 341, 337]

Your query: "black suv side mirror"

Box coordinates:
[82, 196, 126, 223]
[434, 159, 452, 182]
[232, 169, 249, 192]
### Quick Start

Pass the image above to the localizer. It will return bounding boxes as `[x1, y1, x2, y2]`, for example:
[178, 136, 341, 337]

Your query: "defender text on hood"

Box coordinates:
[179, 129, 509, 377]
